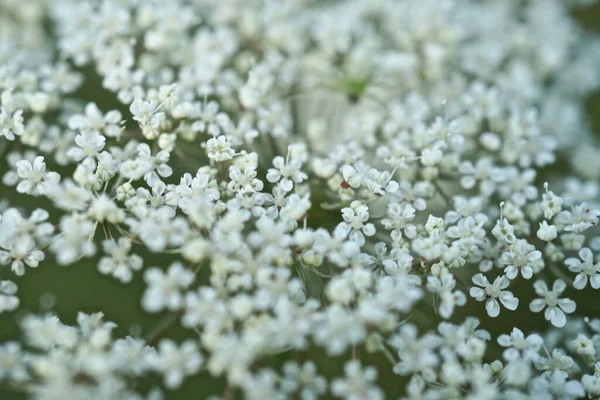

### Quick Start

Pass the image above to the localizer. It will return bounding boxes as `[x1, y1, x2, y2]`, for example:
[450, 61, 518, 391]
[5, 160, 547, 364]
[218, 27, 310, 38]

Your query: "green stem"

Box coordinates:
[433, 181, 451, 204]
[373, 334, 397, 366]
[144, 310, 184, 345]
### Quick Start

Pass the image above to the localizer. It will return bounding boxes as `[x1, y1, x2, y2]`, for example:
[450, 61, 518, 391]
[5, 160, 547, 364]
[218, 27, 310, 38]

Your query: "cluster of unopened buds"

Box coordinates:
[2, 0, 600, 398]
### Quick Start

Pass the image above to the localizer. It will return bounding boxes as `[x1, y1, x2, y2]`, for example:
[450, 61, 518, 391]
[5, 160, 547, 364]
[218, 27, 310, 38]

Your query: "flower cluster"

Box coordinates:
[1, 0, 600, 398]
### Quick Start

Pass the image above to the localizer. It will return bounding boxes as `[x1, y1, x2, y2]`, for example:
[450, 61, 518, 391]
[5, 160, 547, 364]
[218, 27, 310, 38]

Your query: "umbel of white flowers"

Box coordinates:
[2, 0, 600, 399]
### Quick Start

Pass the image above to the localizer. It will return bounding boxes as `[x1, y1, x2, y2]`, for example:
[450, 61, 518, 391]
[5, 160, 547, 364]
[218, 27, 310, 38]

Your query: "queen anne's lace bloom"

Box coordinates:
[98, 237, 143, 283]
[566, 247, 600, 289]
[331, 361, 383, 400]
[146, 339, 203, 389]
[470, 274, 519, 317]
[529, 280, 577, 327]
[0, 280, 19, 313]
[0, 90, 24, 141]
[499, 239, 543, 280]
[2, 0, 600, 398]
[497, 327, 543, 362]
[15, 156, 60, 196]
[142, 263, 195, 313]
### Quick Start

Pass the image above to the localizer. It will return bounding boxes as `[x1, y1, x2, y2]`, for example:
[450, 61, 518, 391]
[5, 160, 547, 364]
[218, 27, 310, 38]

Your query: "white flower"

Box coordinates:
[142, 263, 195, 312]
[421, 146, 443, 167]
[424, 215, 445, 236]
[228, 165, 264, 194]
[498, 239, 542, 280]
[146, 339, 202, 389]
[221, 117, 259, 145]
[396, 181, 430, 211]
[130, 98, 165, 130]
[49, 213, 96, 265]
[382, 252, 414, 276]
[191, 100, 225, 136]
[0, 281, 19, 313]
[529, 280, 576, 328]
[0, 236, 44, 276]
[15, 156, 60, 196]
[536, 221, 557, 242]
[331, 360, 383, 400]
[389, 324, 440, 376]
[281, 361, 327, 399]
[0, 91, 24, 140]
[127, 207, 189, 252]
[98, 238, 143, 283]
[88, 194, 125, 223]
[381, 202, 417, 241]
[206, 135, 235, 162]
[0, 109, 24, 140]
[556, 203, 599, 233]
[426, 268, 466, 319]
[499, 168, 538, 206]
[565, 247, 600, 289]
[341, 164, 363, 189]
[582, 368, 600, 396]
[0, 207, 53, 244]
[66, 130, 106, 161]
[540, 182, 563, 219]
[502, 360, 533, 387]
[530, 370, 584, 400]
[570, 334, 595, 358]
[340, 201, 376, 245]
[181, 236, 210, 264]
[458, 158, 506, 197]
[535, 348, 576, 375]
[280, 194, 311, 222]
[497, 327, 543, 362]
[3, 0, 600, 396]
[68, 102, 122, 137]
[243, 369, 281, 400]
[312, 305, 365, 355]
[0, 342, 29, 382]
[492, 217, 516, 243]
[364, 168, 399, 196]
[311, 224, 358, 268]
[21, 315, 77, 350]
[110, 336, 154, 375]
[266, 149, 308, 192]
[136, 143, 173, 186]
[469, 274, 519, 317]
